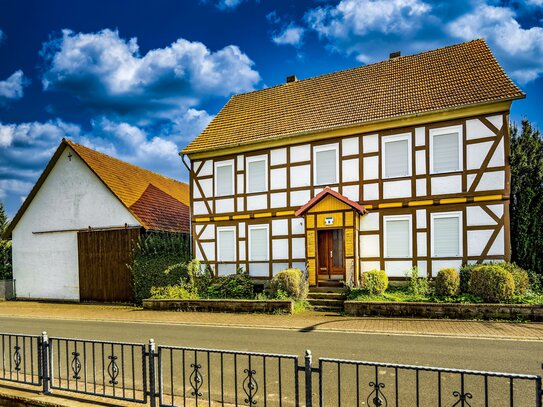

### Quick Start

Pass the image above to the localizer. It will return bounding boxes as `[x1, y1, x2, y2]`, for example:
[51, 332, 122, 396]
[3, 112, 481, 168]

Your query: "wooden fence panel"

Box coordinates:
[77, 228, 140, 302]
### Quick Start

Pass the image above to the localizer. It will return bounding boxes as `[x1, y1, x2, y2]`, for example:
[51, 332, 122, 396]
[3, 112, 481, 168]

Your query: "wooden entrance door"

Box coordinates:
[317, 229, 344, 280]
[78, 228, 140, 302]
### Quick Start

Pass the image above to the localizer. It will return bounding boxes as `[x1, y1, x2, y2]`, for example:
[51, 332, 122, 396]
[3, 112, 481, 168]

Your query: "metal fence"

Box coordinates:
[0, 331, 541, 406]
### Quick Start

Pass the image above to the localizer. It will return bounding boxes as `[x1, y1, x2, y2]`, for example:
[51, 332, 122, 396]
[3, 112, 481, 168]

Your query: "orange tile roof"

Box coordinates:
[184, 39, 524, 155]
[65, 140, 189, 232]
[5, 139, 189, 237]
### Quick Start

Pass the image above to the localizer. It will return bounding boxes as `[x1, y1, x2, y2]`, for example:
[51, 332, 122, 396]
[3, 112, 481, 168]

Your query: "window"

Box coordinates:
[249, 225, 269, 261]
[215, 160, 234, 197]
[217, 227, 236, 262]
[314, 144, 339, 185]
[382, 134, 411, 178]
[430, 126, 462, 174]
[384, 215, 412, 258]
[432, 212, 462, 257]
[246, 155, 267, 193]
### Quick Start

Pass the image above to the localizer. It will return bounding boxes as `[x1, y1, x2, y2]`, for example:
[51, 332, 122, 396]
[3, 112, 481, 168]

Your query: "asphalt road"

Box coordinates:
[0, 316, 542, 406]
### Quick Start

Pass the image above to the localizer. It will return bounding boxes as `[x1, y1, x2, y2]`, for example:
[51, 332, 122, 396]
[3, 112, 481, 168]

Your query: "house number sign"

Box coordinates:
[325, 217, 334, 225]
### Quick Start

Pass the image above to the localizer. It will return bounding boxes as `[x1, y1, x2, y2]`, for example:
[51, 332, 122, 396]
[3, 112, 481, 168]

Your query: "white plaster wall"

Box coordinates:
[290, 165, 310, 187]
[342, 137, 359, 154]
[292, 261, 307, 271]
[360, 235, 379, 258]
[218, 264, 236, 276]
[342, 159, 359, 182]
[272, 239, 289, 260]
[290, 145, 310, 162]
[342, 185, 359, 202]
[417, 232, 427, 257]
[270, 193, 287, 208]
[467, 230, 493, 257]
[466, 118, 495, 140]
[291, 237, 306, 259]
[360, 212, 379, 231]
[361, 261, 381, 272]
[417, 260, 427, 276]
[237, 155, 244, 171]
[198, 160, 213, 177]
[415, 127, 425, 146]
[290, 190, 310, 206]
[198, 224, 215, 240]
[432, 260, 462, 276]
[249, 263, 269, 277]
[193, 201, 209, 215]
[272, 219, 288, 236]
[11, 146, 139, 301]
[270, 168, 286, 190]
[416, 179, 427, 197]
[416, 210, 426, 228]
[237, 197, 244, 211]
[270, 148, 287, 165]
[363, 156, 379, 180]
[199, 178, 213, 198]
[362, 134, 379, 153]
[415, 150, 426, 175]
[431, 175, 462, 195]
[487, 115, 503, 129]
[247, 194, 267, 211]
[291, 218, 305, 235]
[488, 139, 505, 168]
[467, 141, 492, 170]
[363, 183, 379, 201]
[201, 242, 216, 261]
[383, 180, 411, 199]
[273, 263, 289, 275]
[236, 174, 244, 194]
[239, 241, 246, 261]
[466, 206, 496, 226]
[385, 261, 413, 277]
[472, 171, 505, 192]
[215, 198, 235, 213]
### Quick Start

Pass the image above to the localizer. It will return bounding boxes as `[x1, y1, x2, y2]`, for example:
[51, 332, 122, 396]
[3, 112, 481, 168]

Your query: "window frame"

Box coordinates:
[383, 214, 413, 258]
[216, 226, 237, 262]
[429, 125, 463, 174]
[248, 224, 270, 261]
[431, 211, 463, 258]
[214, 159, 235, 197]
[313, 143, 339, 186]
[245, 154, 268, 194]
[381, 133, 412, 179]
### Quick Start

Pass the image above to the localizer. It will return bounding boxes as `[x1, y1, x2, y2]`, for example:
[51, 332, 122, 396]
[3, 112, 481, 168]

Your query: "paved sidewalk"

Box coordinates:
[0, 301, 542, 340]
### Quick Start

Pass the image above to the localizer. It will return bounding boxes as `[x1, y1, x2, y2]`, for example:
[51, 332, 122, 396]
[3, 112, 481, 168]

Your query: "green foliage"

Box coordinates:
[361, 270, 388, 295]
[459, 264, 478, 294]
[469, 265, 515, 303]
[499, 262, 529, 295]
[202, 268, 255, 299]
[129, 232, 191, 302]
[510, 120, 543, 276]
[434, 268, 460, 297]
[150, 285, 199, 300]
[405, 267, 430, 297]
[268, 268, 308, 300]
[0, 202, 12, 280]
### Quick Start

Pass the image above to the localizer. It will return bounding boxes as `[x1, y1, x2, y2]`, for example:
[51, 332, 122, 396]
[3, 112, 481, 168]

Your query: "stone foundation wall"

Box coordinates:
[344, 301, 543, 321]
[143, 299, 293, 314]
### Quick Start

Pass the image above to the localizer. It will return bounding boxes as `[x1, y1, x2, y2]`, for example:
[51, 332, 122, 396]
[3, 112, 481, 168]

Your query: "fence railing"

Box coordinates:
[0, 331, 541, 406]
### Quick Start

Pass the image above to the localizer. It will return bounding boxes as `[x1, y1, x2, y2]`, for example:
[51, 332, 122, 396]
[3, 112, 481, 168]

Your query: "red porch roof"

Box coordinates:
[294, 187, 367, 217]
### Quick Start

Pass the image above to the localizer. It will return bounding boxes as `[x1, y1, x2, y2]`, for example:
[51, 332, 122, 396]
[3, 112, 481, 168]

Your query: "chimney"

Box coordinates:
[389, 51, 401, 59]
[286, 75, 298, 83]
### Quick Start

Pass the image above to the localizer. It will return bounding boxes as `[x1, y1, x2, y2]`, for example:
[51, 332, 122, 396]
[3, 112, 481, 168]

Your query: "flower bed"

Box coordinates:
[143, 298, 293, 314]
[344, 301, 543, 321]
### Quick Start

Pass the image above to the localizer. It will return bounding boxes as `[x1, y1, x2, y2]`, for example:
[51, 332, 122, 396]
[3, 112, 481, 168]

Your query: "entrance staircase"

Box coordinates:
[307, 285, 346, 312]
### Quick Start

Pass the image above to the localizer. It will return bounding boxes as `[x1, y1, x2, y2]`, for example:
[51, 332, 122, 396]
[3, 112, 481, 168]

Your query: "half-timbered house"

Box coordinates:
[182, 39, 525, 286]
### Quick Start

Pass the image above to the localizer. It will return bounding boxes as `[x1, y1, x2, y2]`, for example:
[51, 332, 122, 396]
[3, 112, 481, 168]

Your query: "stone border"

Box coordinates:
[143, 299, 293, 314]
[344, 301, 543, 321]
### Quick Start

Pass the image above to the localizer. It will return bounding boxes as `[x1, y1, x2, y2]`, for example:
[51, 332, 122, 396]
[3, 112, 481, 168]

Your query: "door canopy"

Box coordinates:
[295, 187, 367, 217]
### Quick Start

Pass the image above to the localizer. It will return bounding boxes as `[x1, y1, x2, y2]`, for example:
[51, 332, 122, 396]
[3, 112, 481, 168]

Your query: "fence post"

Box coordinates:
[305, 349, 313, 407]
[41, 331, 50, 394]
[148, 338, 157, 407]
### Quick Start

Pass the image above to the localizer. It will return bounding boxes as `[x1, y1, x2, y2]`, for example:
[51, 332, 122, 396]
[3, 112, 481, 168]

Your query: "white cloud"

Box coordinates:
[272, 24, 306, 47]
[0, 70, 28, 101]
[0, 29, 4, 44]
[41, 29, 260, 121]
[217, 0, 244, 10]
[447, 3, 543, 83]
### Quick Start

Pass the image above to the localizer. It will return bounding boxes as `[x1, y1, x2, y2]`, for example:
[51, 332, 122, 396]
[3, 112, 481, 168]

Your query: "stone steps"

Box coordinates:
[307, 290, 346, 312]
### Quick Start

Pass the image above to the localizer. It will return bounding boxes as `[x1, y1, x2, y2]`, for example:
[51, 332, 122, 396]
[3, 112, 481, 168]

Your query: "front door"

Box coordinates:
[317, 229, 344, 280]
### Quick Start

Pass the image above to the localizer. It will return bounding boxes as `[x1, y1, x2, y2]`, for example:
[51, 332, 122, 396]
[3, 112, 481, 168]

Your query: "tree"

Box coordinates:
[510, 119, 543, 275]
[0, 202, 12, 280]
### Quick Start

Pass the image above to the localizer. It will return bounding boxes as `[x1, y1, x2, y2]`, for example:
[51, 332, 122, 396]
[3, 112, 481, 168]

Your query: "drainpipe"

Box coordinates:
[181, 153, 193, 259]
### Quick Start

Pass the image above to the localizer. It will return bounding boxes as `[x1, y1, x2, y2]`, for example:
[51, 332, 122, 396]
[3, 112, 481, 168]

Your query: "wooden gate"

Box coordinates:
[77, 228, 140, 302]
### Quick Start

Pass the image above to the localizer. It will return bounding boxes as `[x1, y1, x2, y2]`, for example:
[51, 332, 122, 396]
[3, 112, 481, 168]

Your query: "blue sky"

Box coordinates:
[1, 0, 542, 217]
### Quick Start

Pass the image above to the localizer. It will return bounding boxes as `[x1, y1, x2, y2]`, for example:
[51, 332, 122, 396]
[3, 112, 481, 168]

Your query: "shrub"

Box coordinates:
[499, 262, 529, 295]
[459, 264, 477, 294]
[203, 268, 255, 299]
[405, 267, 430, 297]
[361, 270, 388, 295]
[469, 265, 515, 303]
[268, 268, 308, 300]
[434, 268, 460, 297]
[150, 285, 199, 300]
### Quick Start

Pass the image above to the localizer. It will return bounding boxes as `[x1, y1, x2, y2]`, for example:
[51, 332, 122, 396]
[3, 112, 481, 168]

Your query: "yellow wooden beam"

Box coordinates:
[440, 197, 467, 204]
[474, 194, 503, 202]
[408, 200, 433, 207]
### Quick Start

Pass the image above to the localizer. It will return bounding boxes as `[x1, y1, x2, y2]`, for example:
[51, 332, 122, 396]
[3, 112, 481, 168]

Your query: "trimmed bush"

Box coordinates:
[406, 267, 430, 297]
[268, 268, 308, 300]
[203, 269, 255, 299]
[500, 262, 529, 295]
[469, 265, 515, 303]
[434, 268, 460, 297]
[459, 264, 477, 294]
[361, 270, 389, 295]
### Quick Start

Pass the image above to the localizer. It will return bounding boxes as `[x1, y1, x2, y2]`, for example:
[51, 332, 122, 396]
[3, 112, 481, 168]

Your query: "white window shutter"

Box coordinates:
[434, 216, 460, 256]
[218, 229, 235, 261]
[250, 228, 268, 261]
[433, 133, 459, 173]
[248, 160, 266, 193]
[216, 164, 233, 196]
[385, 140, 409, 178]
[386, 219, 410, 257]
[316, 149, 337, 185]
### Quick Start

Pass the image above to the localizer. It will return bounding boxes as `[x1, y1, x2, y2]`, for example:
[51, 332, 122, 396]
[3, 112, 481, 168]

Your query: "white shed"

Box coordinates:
[4, 139, 189, 302]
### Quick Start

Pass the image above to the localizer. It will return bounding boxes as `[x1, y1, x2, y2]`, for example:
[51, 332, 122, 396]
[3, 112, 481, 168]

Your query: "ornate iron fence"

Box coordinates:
[0, 331, 541, 406]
